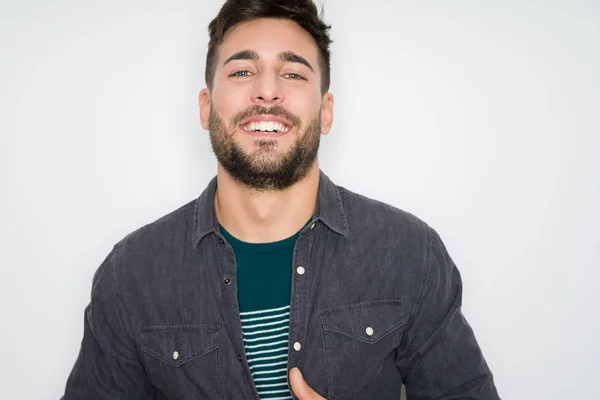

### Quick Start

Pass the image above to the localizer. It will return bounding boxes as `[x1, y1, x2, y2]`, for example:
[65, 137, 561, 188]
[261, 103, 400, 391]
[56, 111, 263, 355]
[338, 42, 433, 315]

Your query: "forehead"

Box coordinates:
[218, 18, 319, 63]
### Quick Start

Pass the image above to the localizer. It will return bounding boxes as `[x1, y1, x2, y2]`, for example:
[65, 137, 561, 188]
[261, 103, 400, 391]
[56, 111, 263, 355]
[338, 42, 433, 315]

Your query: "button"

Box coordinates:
[223, 277, 232, 285]
[173, 351, 179, 360]
[309, 223, 316, 230]
[237, 354, 243, 362]
[296, 266, 306, 275]
[293, 342, 302, 351]
[218, 238, 225, 245]
[365, 327, 374, 336]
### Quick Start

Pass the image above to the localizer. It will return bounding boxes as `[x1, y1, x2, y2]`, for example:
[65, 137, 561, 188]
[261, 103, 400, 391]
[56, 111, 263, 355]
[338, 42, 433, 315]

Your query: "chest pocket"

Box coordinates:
[319, 299, 405, 399]
[140, 324, 223, 400]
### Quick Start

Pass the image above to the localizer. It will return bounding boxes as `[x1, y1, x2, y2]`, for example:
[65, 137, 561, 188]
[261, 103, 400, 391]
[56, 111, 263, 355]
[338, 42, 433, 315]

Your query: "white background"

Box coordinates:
[1, 0, 599, 398]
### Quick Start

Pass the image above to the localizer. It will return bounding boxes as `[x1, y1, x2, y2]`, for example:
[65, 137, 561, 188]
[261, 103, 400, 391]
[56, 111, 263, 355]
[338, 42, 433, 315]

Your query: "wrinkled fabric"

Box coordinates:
[63, 170, 500, 400]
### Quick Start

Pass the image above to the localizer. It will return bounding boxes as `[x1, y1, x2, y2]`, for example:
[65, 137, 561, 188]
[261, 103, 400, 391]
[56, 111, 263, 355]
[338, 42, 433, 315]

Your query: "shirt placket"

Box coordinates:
[213, 232, 262, 400]
[287, 222, 318, 380]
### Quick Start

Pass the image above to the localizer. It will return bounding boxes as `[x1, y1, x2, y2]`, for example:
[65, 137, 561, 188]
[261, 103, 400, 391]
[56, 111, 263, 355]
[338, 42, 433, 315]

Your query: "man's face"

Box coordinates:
[199, 18, 334, 191]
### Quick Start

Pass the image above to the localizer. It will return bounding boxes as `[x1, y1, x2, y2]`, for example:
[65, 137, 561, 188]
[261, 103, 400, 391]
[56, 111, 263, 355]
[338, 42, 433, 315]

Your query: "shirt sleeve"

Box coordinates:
[396, 227, 501, 399]
[62, 246, 156, 400]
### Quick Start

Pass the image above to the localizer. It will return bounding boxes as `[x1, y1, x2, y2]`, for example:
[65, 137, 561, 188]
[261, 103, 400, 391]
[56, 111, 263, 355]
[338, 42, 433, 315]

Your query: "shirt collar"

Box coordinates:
[191, 169, 349, 248]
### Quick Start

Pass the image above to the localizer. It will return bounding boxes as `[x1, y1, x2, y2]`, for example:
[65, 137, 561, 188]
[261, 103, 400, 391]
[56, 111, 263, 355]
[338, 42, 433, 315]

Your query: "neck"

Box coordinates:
[214, 162, 320, 243]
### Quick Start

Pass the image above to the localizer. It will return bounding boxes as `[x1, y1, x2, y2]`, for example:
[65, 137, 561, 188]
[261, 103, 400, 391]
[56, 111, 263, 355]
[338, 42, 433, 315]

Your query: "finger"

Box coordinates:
[289, 368, 323, 399]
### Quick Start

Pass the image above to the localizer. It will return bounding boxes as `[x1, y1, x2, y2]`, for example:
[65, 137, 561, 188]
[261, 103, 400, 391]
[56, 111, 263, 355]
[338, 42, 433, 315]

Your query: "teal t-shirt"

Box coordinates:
[219, 220, 310, 399]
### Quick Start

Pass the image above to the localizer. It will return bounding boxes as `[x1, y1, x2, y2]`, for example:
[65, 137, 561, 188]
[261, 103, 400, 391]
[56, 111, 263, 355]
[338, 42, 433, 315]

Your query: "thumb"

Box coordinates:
[289, 367, 321, 399]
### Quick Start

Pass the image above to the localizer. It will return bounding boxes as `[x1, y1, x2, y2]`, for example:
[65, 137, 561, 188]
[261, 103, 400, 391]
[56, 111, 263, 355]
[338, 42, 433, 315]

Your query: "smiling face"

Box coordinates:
[199, 18, 334, 191]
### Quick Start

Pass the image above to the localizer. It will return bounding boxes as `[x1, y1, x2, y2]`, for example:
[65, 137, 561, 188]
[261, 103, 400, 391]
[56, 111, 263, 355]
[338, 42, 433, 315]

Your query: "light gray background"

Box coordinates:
[1, 0, 599, 399]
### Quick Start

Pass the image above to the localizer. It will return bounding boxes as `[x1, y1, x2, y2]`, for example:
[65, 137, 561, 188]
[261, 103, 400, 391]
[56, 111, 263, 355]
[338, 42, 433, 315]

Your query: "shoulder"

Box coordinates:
[335, 183, 432, 241]
[122, 199, 196, 247]
[102, 199, 197, 273]
[335, 184, 455, 284]
[88, 199, 198, 299]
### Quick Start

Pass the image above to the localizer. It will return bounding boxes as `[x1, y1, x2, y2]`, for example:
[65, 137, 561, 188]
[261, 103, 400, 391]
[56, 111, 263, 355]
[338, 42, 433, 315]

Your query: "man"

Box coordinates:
[63, 0, 500, 398]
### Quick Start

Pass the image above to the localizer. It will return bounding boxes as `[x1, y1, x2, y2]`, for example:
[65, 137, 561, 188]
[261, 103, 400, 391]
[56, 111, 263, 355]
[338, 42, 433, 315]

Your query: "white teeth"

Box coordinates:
[273, 122, 288, 132]
[242, 121, 290, 133]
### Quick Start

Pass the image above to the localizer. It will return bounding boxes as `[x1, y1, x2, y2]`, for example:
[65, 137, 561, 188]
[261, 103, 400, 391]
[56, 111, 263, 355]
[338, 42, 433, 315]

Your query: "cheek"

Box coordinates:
[212, 86, 247, 114]
[285, 90, 321, 119]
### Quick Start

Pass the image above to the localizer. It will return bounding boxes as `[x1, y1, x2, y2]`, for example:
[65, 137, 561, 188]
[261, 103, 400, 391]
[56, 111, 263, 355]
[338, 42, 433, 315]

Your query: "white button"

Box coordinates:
[365, 327, 374, 336]
[296, 266, 306, 275]
[173, 351, 179, 360]
[293, 342, 302, 351]
[309, 223, 316, 230]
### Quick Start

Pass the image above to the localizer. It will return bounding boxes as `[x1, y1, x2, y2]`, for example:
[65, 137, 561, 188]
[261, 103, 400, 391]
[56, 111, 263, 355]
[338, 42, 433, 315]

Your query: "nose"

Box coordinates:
[251, 72, 284, 105]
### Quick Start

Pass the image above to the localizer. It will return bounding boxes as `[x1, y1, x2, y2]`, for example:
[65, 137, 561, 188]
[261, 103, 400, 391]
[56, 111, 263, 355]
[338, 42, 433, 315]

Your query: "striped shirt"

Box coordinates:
[241, 305, 292, 399]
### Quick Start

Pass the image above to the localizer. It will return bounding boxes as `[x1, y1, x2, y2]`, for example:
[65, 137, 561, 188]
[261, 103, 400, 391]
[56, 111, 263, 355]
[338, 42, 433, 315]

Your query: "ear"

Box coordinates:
[320, 92, 334, 135]
[198, 88, 211, 130]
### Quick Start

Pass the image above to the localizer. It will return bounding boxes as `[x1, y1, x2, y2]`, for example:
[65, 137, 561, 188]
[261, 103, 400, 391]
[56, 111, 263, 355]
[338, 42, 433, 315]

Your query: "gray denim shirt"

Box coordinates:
[63, 170, 500, 400]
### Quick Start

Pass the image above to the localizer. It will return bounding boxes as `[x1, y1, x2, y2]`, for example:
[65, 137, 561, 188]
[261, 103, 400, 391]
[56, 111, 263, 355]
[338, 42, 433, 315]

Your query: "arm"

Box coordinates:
[396, 228, 500, 399]
[62, 247, 156, 400]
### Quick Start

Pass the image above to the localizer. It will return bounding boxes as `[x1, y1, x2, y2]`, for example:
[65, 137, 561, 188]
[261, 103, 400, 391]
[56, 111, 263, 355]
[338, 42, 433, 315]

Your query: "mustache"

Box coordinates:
[230, 105, 302, 128]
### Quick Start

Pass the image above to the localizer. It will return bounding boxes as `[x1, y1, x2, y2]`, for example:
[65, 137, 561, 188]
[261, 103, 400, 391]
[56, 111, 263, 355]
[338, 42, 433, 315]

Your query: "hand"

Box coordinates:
[289, 367, 327, 400]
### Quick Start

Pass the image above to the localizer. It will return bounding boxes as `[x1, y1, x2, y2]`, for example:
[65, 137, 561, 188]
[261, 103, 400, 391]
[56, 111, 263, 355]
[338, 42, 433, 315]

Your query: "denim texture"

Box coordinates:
[62, 170, 500, 399]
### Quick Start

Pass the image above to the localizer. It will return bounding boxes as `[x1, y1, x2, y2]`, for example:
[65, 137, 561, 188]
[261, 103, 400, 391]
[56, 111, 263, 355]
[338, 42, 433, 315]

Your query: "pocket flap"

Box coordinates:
[318, 299, 405, 343]
[141, 324, 220, 367]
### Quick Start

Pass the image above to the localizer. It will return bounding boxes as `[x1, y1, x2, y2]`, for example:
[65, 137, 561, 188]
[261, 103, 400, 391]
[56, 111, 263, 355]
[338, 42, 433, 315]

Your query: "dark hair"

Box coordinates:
[205, 0, 333, 94]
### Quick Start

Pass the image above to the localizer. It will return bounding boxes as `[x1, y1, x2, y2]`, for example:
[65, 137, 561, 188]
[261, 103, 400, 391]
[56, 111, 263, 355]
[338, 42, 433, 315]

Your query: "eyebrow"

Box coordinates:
[222, 49, 315, 73]
[222, 49, 259, 66]
[277, 51, 315, 73]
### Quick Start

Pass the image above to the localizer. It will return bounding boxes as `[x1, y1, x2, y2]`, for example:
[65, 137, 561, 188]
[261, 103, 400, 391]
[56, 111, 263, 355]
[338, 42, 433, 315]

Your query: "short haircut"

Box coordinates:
[205, 0, 333, 94]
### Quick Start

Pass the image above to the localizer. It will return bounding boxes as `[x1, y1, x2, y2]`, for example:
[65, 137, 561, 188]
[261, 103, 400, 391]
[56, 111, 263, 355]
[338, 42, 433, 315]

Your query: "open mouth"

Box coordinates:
[239, 114, 294, 135]
[241, 120, 291, 134]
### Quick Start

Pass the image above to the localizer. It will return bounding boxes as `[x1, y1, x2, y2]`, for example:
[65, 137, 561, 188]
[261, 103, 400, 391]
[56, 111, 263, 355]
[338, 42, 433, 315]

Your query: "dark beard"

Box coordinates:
[208, 104, 321, 192]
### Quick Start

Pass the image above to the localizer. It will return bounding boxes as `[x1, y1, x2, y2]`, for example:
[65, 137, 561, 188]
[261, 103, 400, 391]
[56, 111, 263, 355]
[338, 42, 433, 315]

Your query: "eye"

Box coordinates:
[230, 70, 253, 78]
[283, 73, 305, 80]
